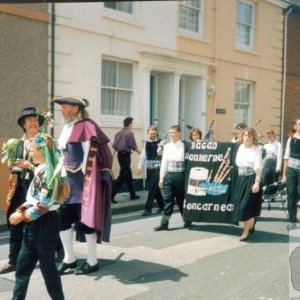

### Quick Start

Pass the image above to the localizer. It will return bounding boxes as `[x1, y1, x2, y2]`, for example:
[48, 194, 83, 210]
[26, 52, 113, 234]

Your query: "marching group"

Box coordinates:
[0, 96, 300, 299]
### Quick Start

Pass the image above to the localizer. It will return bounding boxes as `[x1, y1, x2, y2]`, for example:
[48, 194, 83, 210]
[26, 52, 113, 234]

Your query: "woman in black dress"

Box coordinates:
[233, 127, 263, 241]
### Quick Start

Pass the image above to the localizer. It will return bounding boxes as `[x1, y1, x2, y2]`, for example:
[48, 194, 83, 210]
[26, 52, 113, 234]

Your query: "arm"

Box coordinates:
[159, 145, 168, 188]
[252, 147, 263, 193]
[137, 143, 146, 175]
[276, 142, 283, 172]
[282, 138, 291, 183]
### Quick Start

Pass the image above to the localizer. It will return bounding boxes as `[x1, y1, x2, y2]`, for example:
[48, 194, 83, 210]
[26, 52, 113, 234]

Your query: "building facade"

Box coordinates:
[52, 0, 286, 178]
[0, 3, 49, 210]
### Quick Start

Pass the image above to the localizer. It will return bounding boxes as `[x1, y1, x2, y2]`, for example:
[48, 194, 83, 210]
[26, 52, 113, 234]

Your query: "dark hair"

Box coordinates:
[189, 128, 202, 141]
[123, 117, 133, 127]
[235, 122, 247, 130]
[170, 125, 181, 132]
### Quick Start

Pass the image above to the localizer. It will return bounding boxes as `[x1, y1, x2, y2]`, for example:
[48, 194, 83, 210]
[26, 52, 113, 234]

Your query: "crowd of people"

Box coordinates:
[0, 98, 299, 298]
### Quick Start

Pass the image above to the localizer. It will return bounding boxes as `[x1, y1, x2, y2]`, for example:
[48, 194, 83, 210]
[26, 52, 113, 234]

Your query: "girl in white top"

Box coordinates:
[233, 127, 263, 241]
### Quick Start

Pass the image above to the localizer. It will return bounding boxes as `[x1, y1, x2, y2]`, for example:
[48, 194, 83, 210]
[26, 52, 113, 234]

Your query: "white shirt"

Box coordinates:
[160, 140, 185, 181]
[263, 139, 282, 170]
[236, 144, 263, 172]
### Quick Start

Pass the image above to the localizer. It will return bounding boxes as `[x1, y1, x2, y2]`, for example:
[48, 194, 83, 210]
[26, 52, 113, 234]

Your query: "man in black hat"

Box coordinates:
[0, 107, 44, 274]
[53, 96, 113, 275]
[111, 117, 141, 203]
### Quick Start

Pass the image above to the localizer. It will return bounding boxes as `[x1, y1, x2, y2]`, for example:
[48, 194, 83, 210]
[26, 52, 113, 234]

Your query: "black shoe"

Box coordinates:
[74, 262, 99, 275]
[290, 218, 298, 223]
[141, 211, 152, 216]
[0, 263, 15, 274]
[156, 208, 163, 214]
[130, 194, 140, 200]
[154, 224, 168, 231]
[57, 261, 77, 275]
[183, 222, 192, 228]
[111, 198, 118, 204]
[239, 233, 250, 242]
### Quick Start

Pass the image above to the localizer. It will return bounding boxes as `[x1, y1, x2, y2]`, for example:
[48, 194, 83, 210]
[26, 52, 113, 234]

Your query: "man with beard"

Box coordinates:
[0, 107, 44, 274]
[53, 96, 113, 275]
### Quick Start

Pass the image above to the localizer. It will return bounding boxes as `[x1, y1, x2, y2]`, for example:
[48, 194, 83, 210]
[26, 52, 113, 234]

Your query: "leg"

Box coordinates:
[174, 173, 185, 216]
[74, 224, 99, 275]
[287, 167, 299, 222]
[9, 222, 25, 266]
[161, 173, 175, 224]
[144, 169, 157, 212]
[37, 212, 64, 300]
[13, 233, 38, 300]
[111, 152, 128, 199]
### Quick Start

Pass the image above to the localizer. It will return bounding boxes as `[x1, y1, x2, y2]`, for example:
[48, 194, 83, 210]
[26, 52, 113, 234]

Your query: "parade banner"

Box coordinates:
[183, 141, 239, 224]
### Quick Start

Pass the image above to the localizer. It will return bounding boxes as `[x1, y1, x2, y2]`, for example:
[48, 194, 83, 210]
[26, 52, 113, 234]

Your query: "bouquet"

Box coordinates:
[1, 138, 20, 163]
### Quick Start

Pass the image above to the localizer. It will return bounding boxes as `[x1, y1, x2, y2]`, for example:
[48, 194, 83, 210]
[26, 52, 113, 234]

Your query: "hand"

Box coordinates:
[136, 168, 142, 176]
[7, 160, 13, 169]
[276, 168, 281, 173]
[252, 182, 260, 193]
[159, 180, 163, 189]
[281, 175, 286, 184]
[157, 148, 163, 156]
[13, 159, 27, 169]
[9, 211, 24, 225]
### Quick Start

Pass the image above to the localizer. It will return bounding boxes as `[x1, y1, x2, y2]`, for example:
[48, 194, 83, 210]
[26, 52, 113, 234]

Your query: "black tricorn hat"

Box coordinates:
[53, 96, 89, 108]
[17, 107, 45, 127]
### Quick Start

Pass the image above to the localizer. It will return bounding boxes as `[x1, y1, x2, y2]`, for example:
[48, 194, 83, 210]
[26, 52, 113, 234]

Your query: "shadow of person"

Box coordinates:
[187, 223, 290, 243]
[78, 253, 188, 284]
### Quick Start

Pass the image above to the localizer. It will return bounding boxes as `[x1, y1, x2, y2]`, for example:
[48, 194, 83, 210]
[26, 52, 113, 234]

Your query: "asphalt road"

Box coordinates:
[0, 200, 299, 300]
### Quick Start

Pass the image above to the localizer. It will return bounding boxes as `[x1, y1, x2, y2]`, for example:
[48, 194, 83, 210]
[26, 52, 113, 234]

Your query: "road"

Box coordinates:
[0, 200, 299, 300]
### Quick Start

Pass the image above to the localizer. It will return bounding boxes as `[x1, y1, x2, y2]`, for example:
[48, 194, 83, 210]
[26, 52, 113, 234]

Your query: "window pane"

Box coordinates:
[118, 62, 133, 89]
[236, 1, 253, 47]
[118, 2, 133, 14]
[102, 60, 117, 87]
[234, 82, 251, 125]
[179, 0, 201, 33]
[104, 2, 117, 10]
[101, 88, 115, 115]
[116, 90, 130, 115]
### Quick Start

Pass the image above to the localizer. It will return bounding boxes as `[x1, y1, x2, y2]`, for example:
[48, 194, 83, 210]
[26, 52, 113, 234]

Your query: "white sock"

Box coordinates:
[59, 228, 76, 264]
[85, 233, 97, 266]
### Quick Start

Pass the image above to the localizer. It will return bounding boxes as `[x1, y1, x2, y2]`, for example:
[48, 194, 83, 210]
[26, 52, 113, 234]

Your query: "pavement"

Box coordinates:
[0, 190, 151, 232]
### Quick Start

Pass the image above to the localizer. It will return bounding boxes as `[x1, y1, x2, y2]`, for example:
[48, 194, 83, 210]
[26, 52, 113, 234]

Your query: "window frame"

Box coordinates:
[101, 59, 134, 118]
[235, 0, 255, 50]
[103, 1, 134, 15]
[233, 80, 253, 129]
[178, 0, 204, 38]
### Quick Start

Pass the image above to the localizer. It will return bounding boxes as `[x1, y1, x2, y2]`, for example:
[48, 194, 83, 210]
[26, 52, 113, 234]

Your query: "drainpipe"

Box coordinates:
[281, 6, 292, 146]
[50, 3, 55, 137]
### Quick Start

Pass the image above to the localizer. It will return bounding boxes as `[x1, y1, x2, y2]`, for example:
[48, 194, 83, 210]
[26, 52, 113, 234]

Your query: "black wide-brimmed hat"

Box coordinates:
[53, 96, 89, 108]
[17, 107, 45, 127]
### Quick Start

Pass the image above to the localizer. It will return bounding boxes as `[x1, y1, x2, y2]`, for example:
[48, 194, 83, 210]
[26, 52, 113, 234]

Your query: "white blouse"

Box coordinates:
[236, 144, 263, 172]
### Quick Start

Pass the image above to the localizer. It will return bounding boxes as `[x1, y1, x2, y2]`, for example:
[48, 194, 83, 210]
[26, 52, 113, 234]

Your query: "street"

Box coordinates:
[0, 200, 297, 300]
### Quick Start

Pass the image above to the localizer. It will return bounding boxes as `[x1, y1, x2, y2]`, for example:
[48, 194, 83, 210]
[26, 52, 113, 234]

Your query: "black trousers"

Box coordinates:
[144, 168, 163, 212]
[161, 172, 185, 225]
[112, 152, 136, 198]
[13, 211, 64, 300]
[7, 186, 26, 266]
[286, 167, 300, 222]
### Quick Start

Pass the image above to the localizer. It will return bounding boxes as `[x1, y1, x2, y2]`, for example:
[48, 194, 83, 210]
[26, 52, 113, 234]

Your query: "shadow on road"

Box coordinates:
[73, 254, 188, 284]
[187, 222, 290, 244]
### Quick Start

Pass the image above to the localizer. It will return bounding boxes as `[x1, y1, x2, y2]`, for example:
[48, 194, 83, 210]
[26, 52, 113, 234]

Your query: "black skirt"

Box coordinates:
[233, 174, 262, 222]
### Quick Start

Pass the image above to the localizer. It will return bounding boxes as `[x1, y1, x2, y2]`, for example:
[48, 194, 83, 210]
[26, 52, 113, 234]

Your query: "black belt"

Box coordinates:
[118, 151, 130, 154]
